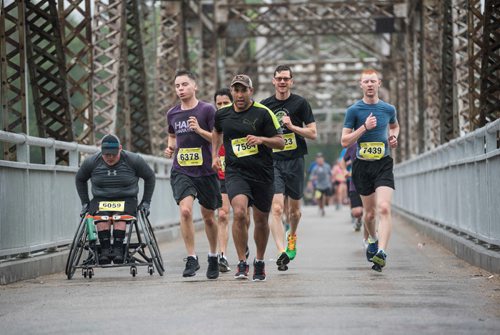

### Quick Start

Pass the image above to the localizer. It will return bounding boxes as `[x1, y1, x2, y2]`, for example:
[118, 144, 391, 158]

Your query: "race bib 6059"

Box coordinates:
[99, 201, 125, 212]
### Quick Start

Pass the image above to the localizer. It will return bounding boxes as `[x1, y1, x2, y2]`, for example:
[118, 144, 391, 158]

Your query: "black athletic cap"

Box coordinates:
[101, 134, 120, 155]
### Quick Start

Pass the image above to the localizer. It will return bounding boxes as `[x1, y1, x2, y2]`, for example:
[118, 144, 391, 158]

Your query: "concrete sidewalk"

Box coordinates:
[1, 205, 499, 334]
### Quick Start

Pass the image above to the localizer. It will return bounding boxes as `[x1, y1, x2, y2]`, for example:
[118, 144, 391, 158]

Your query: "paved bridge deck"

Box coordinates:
[1, 205, 499, 334]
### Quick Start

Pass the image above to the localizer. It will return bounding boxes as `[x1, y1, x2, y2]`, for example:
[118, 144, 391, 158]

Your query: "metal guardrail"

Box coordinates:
[393, 119, 500, 247]
[0, 131, 194, 259]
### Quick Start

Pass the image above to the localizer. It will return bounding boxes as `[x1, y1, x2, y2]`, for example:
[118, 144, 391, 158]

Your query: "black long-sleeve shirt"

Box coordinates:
[75, 151, 155, 204]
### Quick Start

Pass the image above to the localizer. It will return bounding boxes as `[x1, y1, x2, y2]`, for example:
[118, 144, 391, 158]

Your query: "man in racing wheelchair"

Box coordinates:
[75, 134, 155, 264]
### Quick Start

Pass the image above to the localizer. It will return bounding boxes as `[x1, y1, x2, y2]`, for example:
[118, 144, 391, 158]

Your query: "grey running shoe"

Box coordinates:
[234, 260, 249, 280]
[207, 256, 219, 279]
[253, 259, 266, 281]
[183, 256, 200, 277]
[218, 256, 231, 272]
[354, 218, 362, 232]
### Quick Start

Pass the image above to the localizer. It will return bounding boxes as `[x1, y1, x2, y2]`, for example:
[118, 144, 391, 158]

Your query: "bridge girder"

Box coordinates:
[0, 0, 498, 162]
[0, 0, 27, 161]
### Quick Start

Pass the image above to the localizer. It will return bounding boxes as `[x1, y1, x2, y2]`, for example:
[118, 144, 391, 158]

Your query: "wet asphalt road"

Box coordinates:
[1, 205, 499, 334]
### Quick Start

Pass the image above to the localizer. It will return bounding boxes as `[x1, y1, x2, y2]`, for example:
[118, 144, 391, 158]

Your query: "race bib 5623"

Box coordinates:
[273, 133, 297, 152]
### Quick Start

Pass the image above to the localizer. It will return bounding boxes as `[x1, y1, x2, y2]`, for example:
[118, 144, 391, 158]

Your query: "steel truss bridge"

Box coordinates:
[1, 0, 499, 162]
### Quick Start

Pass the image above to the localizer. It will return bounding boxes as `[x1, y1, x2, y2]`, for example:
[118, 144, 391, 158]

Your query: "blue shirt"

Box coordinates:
[343, 100, 397, 159]
[310, 163, 331, 190]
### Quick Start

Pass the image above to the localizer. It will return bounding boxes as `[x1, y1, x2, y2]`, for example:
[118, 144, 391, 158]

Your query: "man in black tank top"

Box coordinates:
[75, 134, 156, 264]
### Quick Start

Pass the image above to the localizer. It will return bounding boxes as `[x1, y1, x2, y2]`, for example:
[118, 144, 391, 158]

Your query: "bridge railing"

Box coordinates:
[394, 118, 500, 247]
[0, 131, 192, 259]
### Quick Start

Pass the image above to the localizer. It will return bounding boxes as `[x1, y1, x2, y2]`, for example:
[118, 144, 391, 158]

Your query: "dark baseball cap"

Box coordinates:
[101, 134, 120, 155]
[230, 74, 253, 88]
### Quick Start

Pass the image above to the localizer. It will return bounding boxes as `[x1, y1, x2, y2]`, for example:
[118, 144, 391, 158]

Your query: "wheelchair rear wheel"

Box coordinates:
[138, 211, 165, 276]
[66, 217, 87, 279]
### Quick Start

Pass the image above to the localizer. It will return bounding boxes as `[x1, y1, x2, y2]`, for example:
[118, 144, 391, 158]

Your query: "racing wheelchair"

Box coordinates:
[65, 209, 164, 279]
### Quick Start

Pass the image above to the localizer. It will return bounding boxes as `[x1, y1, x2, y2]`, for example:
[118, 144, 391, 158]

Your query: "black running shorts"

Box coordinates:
[219, 178, 227, 194]
[315, 187, 332, 197]
[352, 156, 395, 196]
[225, 172, 274, 213]
[170, 170, 222, 210]
[273, 157, 305, 200]
[349, 191, 363, 208]
[89, 197, 138, 216]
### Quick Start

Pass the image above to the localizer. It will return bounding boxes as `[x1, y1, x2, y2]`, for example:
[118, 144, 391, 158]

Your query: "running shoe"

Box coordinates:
[366, 238, 378, 262]
[218, 255, 231, 272]
[207, 256, 219, 279]
[253, 259, 266, 281]
[286, 234, 297, 260]
[276, 251, 290, 271]
[354, 218, 362, 232]
[111, 245, 124, 264]
[234, 260, 249, 280]
[371, 250, 387, 268]
[182, 256, 200, 277]
[99, 247, 112, 265]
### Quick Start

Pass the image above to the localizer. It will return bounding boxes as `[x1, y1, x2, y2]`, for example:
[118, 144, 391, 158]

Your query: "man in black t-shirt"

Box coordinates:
[75, 134, 155, 264]
[261, 65, 317, 271]
[212, 74, 284, 281]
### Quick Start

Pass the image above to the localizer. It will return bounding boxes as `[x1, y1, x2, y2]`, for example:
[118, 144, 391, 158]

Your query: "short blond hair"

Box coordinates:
[360, 69, 381, 80]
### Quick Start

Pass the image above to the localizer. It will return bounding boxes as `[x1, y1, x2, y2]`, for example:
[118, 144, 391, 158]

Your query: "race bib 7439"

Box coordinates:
[359, 142, 385, 160]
